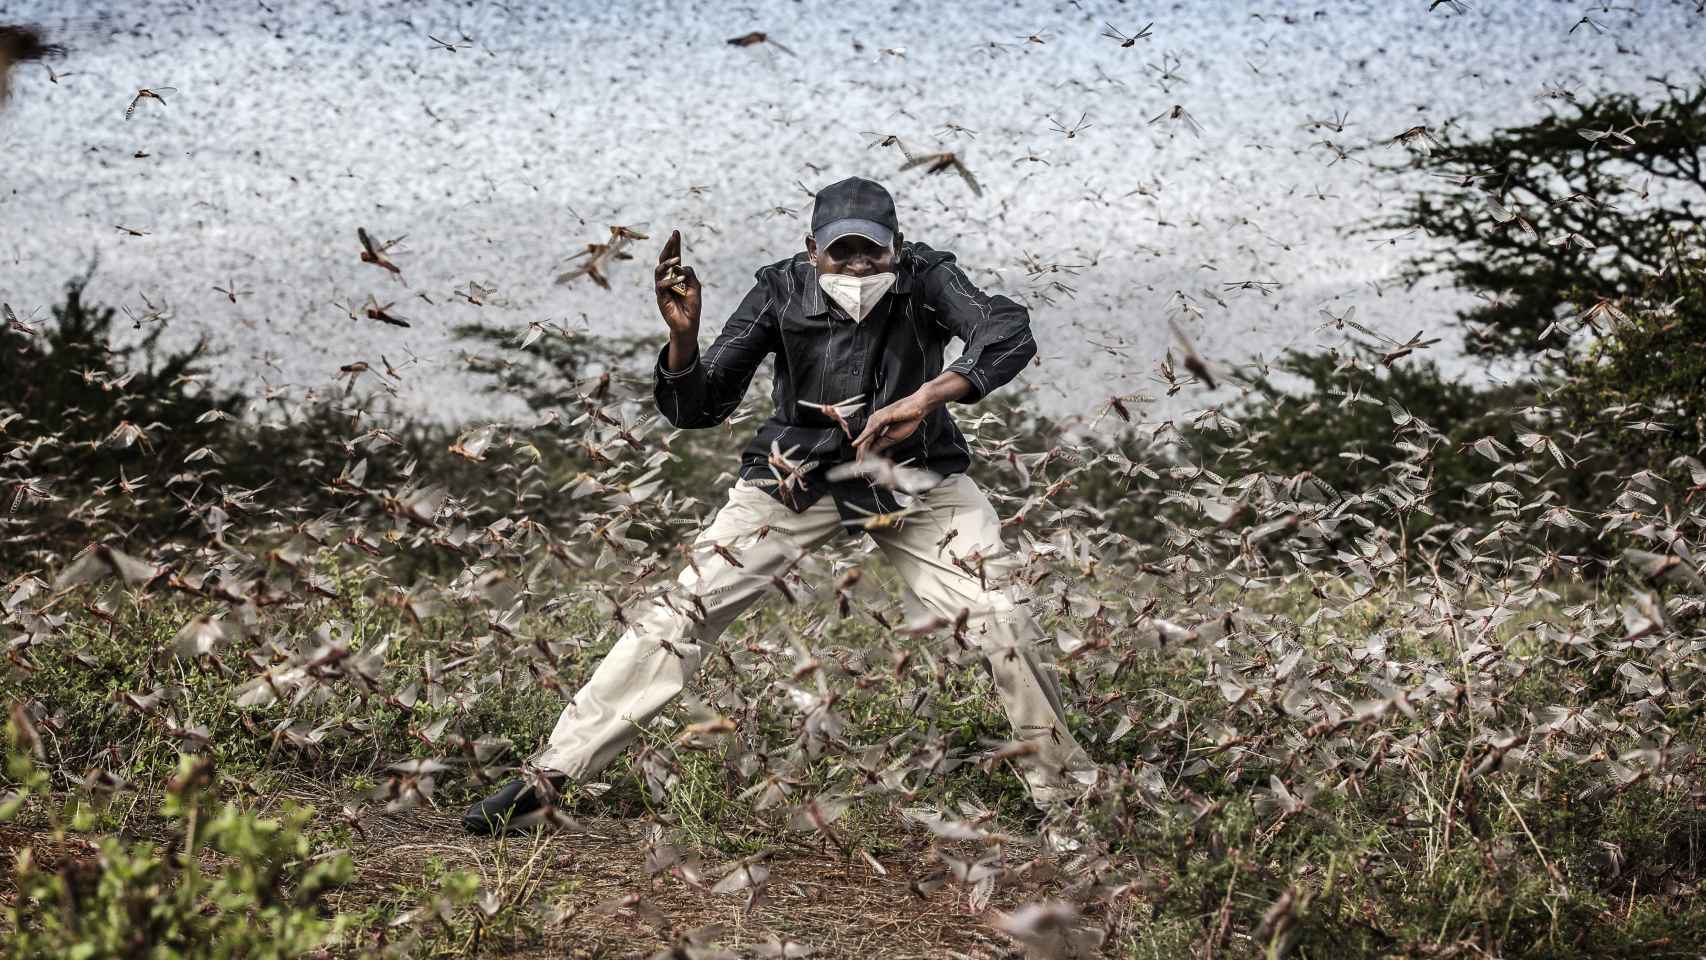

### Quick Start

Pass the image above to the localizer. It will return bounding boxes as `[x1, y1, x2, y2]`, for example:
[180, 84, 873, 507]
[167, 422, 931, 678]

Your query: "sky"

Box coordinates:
[2, 0, 1703, 424]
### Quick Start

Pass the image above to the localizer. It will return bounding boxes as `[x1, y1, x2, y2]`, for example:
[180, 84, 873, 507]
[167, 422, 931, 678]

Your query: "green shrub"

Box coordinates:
[2, 741, 353, 959]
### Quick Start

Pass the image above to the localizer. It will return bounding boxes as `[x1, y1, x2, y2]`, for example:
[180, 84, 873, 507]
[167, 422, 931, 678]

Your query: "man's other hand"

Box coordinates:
[852, 390, 937, 462]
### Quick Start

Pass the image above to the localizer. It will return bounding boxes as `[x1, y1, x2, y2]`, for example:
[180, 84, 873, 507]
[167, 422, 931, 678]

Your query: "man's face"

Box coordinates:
[807, 232, 900, 279]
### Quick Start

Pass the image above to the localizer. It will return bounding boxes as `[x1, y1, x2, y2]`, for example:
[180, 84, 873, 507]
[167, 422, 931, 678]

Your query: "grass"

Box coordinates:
[6, 555, 1706, 957]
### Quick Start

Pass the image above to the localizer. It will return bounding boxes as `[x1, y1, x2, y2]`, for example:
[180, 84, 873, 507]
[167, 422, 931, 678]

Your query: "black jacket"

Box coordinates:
[653, 240, 1036, 533]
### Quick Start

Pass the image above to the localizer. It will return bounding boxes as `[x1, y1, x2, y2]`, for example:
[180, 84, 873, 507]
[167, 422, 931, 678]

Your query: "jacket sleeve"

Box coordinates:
[921, 253, 1038, 404]
[654, 273, 779, 428]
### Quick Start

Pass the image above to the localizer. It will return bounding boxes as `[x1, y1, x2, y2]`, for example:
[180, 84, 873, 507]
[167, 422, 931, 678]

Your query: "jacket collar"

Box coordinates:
[800, 244, 917, 318]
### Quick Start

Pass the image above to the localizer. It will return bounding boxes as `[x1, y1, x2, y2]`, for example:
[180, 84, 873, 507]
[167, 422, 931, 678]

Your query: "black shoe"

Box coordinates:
[463, 778, 557, 836]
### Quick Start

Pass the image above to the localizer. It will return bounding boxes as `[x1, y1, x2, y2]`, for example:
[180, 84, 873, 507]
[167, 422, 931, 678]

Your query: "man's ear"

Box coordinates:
[805, 234, 818, 260]
[892, 230, 904, 256]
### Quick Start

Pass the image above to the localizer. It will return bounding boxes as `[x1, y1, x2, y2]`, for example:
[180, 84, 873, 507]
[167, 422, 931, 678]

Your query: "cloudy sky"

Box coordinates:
[2, 0, 1702, 423]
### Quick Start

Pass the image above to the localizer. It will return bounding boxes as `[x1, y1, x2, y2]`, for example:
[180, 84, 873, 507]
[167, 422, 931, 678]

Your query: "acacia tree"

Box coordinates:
[1372, 78, 1706, 360]
[1553, 225, 1706, 468]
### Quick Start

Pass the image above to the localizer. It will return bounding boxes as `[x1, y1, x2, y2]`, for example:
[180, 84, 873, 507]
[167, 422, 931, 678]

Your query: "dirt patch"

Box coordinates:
[334, 807, 1054, 958]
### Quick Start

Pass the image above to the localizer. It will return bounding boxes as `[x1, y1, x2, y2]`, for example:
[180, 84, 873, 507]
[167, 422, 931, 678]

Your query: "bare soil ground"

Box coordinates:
[3, 792, 1064, 959]
[338, 807, 1045, 958]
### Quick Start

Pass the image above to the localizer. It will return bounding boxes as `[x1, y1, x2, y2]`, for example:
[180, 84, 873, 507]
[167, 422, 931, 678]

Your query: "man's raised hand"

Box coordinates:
[655, 229, 702, 337]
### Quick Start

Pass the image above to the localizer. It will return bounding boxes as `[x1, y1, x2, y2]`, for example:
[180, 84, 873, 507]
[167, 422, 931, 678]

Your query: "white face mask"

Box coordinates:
[817, 271, 896, 323]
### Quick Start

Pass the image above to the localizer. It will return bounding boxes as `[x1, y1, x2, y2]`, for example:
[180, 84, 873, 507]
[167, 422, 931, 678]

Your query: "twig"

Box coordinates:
[1495, 782, 1562, 884]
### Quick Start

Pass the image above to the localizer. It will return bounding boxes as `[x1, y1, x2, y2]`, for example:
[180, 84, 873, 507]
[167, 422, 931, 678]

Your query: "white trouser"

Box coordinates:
[529, 472, 1096, 808]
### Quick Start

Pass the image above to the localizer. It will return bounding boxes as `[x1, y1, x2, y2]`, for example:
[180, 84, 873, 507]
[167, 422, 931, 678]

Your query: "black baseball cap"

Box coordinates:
[811, 176, 898, 253]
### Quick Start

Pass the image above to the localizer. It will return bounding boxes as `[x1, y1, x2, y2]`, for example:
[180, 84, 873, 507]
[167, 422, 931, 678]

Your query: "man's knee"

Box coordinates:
[624, 597, 712, 662]
[950, 584, 1024, 624]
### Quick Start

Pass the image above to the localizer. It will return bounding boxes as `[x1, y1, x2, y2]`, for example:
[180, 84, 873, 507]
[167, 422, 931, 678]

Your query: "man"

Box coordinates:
[465, 176, 1096, 834]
